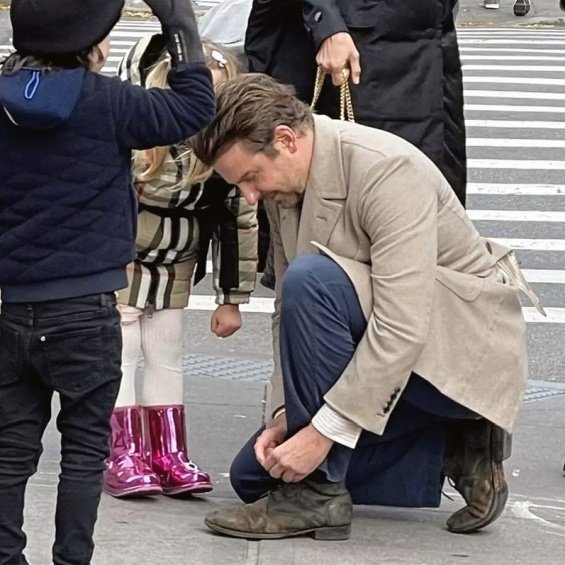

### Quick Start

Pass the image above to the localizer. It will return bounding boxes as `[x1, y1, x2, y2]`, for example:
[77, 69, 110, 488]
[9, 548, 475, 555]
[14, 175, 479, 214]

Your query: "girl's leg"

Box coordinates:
[103, 305, 161, 498]
[140, 308, 184, 407]
[114, 305, 141, 409]
[141, 308, 212, 495]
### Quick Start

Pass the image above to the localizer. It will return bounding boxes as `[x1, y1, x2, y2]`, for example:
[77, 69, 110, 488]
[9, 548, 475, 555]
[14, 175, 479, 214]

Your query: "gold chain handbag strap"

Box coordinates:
[310, 67, 355, 122]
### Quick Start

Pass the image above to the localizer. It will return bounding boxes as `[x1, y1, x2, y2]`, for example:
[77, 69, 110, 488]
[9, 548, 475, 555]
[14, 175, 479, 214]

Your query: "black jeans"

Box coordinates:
[0, 293, 122, 565]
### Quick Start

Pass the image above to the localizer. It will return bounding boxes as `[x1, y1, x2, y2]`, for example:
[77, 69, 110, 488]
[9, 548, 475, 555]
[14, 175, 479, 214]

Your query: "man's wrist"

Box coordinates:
[311, 404, 362, 449]
[304, 5, 348, 51]
[273, 407, 286, 419]
[272, 407, 286, 427]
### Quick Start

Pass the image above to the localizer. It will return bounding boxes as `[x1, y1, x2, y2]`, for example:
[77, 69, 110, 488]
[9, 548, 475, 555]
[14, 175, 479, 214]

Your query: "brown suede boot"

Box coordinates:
[205, 473, 352, 540]
[444, 419, 511, 534]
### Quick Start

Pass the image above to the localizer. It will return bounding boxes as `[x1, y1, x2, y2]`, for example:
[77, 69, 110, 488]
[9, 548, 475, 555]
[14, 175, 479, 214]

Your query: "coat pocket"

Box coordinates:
[435, 266, 486, 302]
[341, 0, 380, 29]
[340, 0, 442, 33]
[0, 324, 21, 386]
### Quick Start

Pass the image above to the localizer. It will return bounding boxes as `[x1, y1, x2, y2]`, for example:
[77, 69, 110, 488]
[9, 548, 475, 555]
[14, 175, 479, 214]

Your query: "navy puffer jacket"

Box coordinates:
[0, 60, 215, 302]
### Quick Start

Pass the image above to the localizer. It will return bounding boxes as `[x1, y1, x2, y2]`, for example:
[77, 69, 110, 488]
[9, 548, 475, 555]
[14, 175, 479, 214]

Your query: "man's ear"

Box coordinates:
[273, 125, 299, 153]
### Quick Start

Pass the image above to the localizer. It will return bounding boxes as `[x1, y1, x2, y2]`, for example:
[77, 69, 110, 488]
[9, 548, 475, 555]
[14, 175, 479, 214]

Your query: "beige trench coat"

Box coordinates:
[266, 115, 530, 435]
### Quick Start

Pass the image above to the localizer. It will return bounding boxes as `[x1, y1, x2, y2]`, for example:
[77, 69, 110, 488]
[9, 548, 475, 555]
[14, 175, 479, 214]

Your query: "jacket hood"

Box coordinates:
[0, 67, 85, 130]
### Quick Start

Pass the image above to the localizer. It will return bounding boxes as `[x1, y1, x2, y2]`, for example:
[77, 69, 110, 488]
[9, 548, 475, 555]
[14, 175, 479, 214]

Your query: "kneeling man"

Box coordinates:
[192, 74, 535, 540]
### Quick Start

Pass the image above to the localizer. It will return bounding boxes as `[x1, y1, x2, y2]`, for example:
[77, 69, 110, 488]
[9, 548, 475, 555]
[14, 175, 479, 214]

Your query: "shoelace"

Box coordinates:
[442, 478, 457, 502]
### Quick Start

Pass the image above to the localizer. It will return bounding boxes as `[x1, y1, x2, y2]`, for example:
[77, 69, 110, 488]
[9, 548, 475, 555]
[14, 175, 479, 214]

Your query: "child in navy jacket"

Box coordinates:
[0, 1, 214, 563]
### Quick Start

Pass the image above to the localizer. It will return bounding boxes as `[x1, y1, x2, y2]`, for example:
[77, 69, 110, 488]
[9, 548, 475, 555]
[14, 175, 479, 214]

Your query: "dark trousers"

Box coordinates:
[231, 254, 477, 507]
[0, 293, 122, 565]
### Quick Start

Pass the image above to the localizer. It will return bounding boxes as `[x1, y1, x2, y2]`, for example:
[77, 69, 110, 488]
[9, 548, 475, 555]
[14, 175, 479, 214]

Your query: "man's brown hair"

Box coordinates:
[191, 73, 314, 166]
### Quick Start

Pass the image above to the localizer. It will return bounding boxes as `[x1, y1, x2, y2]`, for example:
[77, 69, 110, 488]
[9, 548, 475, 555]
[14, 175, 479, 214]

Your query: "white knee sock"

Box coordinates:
[114, 308, 142, 408]
[140, 309, 184, 407]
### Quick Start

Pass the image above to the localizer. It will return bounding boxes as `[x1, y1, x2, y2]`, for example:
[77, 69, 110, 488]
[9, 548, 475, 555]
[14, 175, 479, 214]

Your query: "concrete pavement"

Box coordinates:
[459, 0, 565, 26]
[21, 375, 565, 564]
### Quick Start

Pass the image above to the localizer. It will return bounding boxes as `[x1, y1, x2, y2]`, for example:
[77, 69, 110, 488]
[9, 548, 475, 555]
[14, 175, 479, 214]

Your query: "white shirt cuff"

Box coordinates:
[311, 404, 362, 449]
[272, 407, 286, 421]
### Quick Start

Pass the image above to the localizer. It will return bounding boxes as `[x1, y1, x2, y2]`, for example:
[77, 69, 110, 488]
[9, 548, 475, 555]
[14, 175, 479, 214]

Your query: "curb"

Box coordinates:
[459, 15, 565, 26]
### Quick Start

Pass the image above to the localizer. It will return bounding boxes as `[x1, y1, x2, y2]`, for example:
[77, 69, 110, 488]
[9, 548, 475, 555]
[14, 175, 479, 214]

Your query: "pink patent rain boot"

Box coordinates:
[104, 406, 163, 498]
[145, 405, 213, 495]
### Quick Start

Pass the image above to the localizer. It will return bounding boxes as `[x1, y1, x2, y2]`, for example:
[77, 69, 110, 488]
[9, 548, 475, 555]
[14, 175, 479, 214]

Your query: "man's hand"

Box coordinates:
[255, 412, 288, 468]
[264, 424, 334, 483]
[316, 32, 361, 86]
[210, 304, 242, 338]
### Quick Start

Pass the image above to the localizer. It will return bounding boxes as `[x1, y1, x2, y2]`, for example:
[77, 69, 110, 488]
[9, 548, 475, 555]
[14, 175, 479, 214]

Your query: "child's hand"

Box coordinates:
[210, 304, 242, 338]
[143, 0, 204, 66]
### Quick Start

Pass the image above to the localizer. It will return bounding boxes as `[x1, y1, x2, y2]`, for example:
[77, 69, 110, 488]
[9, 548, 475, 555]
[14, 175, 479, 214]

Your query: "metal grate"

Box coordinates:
[182, 353, 272, 382]
[523, 381, 565, 403]
[181, 354, 565, 403]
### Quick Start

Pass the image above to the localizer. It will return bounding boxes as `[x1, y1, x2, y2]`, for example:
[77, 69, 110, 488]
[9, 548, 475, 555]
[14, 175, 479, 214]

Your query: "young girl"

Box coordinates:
[103, 38, 258, 498]
[0, 1, 214, 562]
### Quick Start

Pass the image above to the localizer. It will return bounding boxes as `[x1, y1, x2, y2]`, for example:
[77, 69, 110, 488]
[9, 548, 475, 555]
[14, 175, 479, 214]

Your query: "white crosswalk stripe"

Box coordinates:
[5, 22, 565, 333]
[459, 26, 565, 346]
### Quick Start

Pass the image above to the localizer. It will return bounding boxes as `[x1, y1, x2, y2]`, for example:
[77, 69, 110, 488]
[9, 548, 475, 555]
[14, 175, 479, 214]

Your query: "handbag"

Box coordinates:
[310, 67, 355, 122]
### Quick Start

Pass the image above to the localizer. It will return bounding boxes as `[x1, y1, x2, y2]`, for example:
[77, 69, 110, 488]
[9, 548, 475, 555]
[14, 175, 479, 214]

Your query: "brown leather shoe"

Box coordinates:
[444, 419, 511, 534]
[205, 473, 352, 540]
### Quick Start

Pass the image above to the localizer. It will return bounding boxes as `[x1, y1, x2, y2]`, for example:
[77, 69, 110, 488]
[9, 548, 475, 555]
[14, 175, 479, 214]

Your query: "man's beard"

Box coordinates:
[270, 191, 303, 209]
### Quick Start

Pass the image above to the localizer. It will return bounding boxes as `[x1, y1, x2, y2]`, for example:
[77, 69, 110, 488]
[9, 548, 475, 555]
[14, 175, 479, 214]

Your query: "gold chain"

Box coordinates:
[310, 67, 355, 122]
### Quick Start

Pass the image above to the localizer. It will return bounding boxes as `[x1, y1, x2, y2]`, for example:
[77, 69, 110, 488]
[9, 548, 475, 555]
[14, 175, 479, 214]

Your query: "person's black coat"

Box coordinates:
[245, 0, 467, 205]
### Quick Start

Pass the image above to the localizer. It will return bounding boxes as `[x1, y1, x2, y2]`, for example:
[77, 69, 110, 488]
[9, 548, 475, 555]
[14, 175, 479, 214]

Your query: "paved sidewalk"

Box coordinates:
[458, 0, 565, 26]
[22, 374, 565, 564]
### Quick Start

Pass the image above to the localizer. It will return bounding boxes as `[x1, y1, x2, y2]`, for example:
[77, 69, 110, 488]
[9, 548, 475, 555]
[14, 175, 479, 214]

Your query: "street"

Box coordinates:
[1, 2, 565, 564]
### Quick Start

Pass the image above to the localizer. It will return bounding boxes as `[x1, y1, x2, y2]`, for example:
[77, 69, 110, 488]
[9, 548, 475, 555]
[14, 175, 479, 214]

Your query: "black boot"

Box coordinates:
[444, 419, 511, 534]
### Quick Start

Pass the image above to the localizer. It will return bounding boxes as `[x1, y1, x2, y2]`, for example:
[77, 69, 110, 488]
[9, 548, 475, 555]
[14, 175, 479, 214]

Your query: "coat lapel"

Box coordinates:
[296, 116, 347, 256]
[279, 206, 301, 259]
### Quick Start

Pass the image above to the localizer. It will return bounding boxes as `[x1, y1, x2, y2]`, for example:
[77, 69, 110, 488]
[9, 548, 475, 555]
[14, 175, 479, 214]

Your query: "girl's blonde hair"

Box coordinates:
[134, 41, 240, 188]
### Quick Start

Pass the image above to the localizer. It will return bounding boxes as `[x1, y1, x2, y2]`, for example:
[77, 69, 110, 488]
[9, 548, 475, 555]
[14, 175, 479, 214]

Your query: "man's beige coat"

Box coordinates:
[266, 115, 530, 436]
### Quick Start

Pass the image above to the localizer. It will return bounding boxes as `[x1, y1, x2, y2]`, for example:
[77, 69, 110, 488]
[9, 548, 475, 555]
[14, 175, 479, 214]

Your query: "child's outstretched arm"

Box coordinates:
[112, 0, 215, 150]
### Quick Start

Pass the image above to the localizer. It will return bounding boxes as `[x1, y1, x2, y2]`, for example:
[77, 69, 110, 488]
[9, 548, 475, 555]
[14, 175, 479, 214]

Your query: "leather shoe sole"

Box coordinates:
[205, 518, 351, 540]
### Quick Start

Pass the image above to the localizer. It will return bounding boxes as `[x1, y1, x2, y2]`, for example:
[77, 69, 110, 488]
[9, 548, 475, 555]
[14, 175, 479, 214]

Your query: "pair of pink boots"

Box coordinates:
[104, 405, 212, 497]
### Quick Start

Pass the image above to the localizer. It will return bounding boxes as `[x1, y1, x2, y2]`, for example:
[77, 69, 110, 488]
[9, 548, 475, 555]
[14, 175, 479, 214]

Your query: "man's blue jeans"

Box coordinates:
[231, 254, 476, 507]
[0, 293, 122, 565]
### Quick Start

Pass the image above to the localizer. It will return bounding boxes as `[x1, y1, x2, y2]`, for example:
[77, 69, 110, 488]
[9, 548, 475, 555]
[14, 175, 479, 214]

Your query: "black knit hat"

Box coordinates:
[11, 0, 125, 55]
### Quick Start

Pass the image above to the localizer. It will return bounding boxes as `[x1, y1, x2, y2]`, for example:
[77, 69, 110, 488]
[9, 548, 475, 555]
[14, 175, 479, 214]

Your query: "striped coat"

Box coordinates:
[117, 36, 258, 311]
